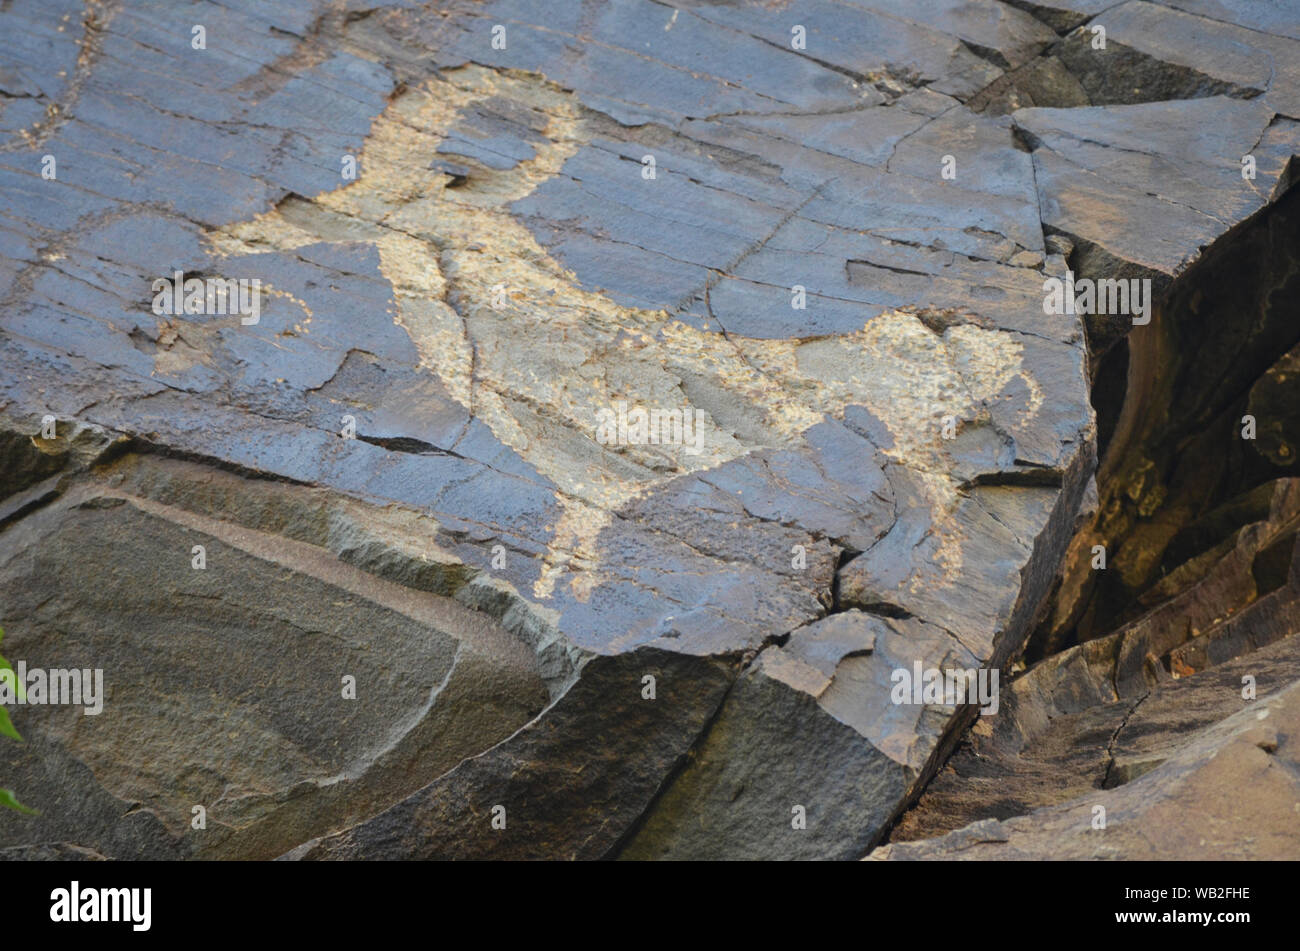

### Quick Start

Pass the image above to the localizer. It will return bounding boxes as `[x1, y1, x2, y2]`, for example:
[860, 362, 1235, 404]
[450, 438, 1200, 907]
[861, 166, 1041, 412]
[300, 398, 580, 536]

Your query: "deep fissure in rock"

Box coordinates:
[1029, 184, 1300, 660]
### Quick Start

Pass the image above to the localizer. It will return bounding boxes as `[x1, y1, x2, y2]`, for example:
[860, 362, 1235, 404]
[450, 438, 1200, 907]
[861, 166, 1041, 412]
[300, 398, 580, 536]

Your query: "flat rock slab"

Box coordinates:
[0, 0, 1297, 858]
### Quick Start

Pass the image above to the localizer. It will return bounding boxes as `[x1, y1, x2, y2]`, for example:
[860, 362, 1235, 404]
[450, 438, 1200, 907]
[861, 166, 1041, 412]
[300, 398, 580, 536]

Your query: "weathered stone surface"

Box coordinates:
[0, 460, 549, 859]
[887, 476, 1300, 851]
[0, 0, 1297, 860]
[286, 647, 733, 860]
[621, 608, 999, 859]
[874, 672, 1300, 860]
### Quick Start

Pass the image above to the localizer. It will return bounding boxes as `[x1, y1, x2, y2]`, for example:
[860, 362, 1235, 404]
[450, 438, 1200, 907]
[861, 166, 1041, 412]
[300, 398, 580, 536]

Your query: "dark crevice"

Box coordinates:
[1252, 530, 1297, 597]
[970, 22, 1265, 116]
[960, 466, 1065, 489]
[1091, 335, 1128, 460]
[355, 433, 457, 456]
[1027, 182, 1300, 660]
[828, 546, 862, 613]
[764, 630, 792, 649]
[846, 258, 930, 281]
[1000, 0, 1095, 35]
[848, 600, 915, 620]
[1099, 692, 1150, 789]
[959, 39, 1012, 72]
[1056, 35, 1264, 107]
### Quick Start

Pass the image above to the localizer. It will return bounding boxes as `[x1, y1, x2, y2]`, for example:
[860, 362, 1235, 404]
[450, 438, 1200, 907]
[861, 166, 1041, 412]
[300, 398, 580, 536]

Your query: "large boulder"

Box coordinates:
[0, 0, 1297, 859]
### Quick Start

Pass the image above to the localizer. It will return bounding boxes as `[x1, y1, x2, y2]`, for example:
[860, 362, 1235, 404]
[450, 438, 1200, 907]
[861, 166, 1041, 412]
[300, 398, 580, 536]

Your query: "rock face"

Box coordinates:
[875, 653, 1300, 860]
[882, 399, 1300, 855]
[0, 0, 1297, 859]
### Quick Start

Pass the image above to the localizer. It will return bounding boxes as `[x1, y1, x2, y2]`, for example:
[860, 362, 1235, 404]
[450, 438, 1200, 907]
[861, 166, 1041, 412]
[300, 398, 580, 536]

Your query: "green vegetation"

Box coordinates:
[0, 626, 35, 814]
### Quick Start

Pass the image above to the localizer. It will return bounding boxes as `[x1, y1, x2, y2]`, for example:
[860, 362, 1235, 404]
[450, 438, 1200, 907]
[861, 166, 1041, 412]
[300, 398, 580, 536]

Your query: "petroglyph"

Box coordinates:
[209, 65, 1040, 599]
[0, 0, 118, 154]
